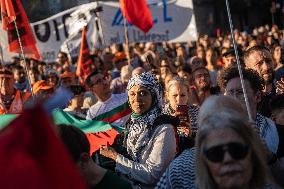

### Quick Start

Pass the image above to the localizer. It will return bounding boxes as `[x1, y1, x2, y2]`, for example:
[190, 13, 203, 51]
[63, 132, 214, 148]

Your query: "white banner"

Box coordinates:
[101, 0, 197, 44]
[0, 0, 197, 64]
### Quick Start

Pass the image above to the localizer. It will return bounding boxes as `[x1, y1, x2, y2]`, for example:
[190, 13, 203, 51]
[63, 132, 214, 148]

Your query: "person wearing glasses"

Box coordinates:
[85, 71, 130, 127]
[195, 95, 276, 189]
[156, 96, 277, 189]
[219, 66, 279, 156]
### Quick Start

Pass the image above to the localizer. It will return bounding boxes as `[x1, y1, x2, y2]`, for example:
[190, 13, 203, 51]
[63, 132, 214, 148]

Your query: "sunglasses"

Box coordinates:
[204, 142, 249, 163]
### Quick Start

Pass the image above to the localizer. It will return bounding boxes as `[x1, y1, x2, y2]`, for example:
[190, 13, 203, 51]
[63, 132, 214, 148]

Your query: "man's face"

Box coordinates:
[0, 76, 15, 95]
[193, 68, 211, 91]
[14, 69, 26, 83]
[224, 78, 260, 119]
[90, 73, 111, 101]
[245, 50, 274, 84]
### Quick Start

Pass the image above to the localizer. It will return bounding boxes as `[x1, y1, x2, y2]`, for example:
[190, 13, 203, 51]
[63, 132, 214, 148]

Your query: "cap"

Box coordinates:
[33, 80, 53, 94]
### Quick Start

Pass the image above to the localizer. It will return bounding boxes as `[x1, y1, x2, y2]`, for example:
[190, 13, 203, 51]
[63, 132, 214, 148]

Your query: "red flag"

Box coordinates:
[86, 129, 119, 154]
[1, 0, 16, 29]
[120, 0, 153, 33]
[76, 26, 93, 79]
[0, 106, 87, 189]
[0, 0, 41, 60]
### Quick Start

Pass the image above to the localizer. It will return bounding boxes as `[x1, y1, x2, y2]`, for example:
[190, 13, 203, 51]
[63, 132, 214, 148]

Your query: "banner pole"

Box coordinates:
[225, 0, 253, 122]
[95, 1, 107, 48]
[123, 17, 131, 65]
[0, 43, 4, 65]
[13, 20, 34, 97]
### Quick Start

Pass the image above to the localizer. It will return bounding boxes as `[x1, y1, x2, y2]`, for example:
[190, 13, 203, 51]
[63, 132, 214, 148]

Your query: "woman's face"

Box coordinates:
[273, 46, 281, 61]
[203, 127, 252, 189]
[128, 85, 153, 115]
[167, 84, 189, 111]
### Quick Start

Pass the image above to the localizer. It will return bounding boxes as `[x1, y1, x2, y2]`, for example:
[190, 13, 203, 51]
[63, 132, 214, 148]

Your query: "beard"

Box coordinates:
[261, 70, 275, 85]
[200, 85, 211, 91]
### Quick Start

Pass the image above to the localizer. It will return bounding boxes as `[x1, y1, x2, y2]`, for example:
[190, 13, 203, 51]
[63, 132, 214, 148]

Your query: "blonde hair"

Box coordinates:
[167, 76, 190, 92]
[196, 96, 270, 189]
[165, 76, 190, 100]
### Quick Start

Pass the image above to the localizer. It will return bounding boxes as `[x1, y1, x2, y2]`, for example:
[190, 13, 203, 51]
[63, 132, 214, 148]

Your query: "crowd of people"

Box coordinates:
[1, 24, 284, 189]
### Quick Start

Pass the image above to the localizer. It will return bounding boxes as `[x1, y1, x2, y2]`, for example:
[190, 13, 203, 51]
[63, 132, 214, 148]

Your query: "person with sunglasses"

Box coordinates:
[85, 71, 130, 128]
[156, 96, 277, 189]
[195, 95, 277, 189]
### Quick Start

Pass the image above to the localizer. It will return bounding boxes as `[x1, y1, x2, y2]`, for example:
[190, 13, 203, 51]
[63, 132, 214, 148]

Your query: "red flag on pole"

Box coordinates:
[120, 0, 153, 33]
[76, 26, 93, 79]
[1, 0, 16, 29]
[0, 0, 41, 60]
[0, 106, 87, 189]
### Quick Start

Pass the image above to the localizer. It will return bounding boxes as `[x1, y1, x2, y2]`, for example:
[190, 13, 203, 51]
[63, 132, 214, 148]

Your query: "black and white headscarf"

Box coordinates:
[126, 72, 163, 161]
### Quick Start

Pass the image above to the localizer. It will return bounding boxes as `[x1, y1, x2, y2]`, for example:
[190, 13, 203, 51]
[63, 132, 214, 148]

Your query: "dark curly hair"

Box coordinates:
[218, 66, 264, 93]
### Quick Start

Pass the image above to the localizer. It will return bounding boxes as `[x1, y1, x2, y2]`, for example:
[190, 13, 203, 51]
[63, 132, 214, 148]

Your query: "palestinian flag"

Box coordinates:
[0, 108, 129, 154]
[86, 102, 131, 153]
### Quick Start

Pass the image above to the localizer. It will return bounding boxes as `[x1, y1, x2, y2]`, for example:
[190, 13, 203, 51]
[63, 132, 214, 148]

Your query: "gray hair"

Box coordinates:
[196, 95, 270, 189]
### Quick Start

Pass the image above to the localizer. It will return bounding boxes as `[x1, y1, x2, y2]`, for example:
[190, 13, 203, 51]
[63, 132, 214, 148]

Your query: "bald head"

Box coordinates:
[132, 67, 145, 77]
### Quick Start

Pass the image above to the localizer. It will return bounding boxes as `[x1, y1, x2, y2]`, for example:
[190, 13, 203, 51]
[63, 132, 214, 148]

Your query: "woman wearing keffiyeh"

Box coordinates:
[100, 72, 177, 189]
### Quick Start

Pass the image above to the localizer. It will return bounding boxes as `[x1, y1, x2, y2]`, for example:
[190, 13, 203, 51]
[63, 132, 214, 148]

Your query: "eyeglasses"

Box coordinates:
[204, 142, 249, 163]
[225, 89, 245, 100]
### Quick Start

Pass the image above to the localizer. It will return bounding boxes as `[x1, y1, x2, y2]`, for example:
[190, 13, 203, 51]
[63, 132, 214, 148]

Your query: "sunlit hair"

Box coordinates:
[166, 76, 190, 100]
[196, 95, 270, 189]
[243, 45, 271, 65]
[167, 76, 190, 93]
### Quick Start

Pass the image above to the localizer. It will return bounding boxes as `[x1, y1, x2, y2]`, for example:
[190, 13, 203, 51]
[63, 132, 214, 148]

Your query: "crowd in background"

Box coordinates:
[1, 24, 284, 189]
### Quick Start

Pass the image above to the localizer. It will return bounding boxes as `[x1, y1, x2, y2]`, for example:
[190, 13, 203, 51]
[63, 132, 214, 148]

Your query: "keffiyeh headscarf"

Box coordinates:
[126, 72, 163, 161]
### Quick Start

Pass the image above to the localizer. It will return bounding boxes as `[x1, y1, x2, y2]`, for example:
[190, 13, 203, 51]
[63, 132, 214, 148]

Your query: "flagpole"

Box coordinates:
[0, 44, 4, 65]
[95, 1, 107, 47]
[225, 0, 253, 122]
[13, 20, 34, 97]
[123, 17, 131, 65]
